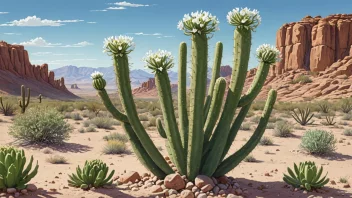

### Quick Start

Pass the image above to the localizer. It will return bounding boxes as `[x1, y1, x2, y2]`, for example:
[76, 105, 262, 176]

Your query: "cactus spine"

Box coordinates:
[18, 85, 30, 113]
[93, 8, 279, 180]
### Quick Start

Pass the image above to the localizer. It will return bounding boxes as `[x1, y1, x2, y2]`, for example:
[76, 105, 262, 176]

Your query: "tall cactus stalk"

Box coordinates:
[18, 85, 30, 113]
[92, 8, 280, 180]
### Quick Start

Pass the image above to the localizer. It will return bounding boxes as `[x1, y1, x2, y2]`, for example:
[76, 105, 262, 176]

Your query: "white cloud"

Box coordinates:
[3, 33, 21, 35]
[107, 7, 126, 10]
[18, 37, 62, 47]
[87, 22, 97, 24]
[0, 12, 9, 14]
[110, 1, 149, 7]
[61, 41, 93, 48]
[32, 52, 53, 56]
[31, 59, 97, 65]
[0, 16, 84, 27]
[32, 52, 85, 56]
[131, 32, 162, 36]
[90, 10, 107, 12]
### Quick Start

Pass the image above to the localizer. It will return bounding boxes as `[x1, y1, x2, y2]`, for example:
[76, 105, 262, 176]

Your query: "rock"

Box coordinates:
[212, 186, 220, 195]
[164, 174, 186, 190]
[235, 188, 242, 195]
[197, 193, 207, 198]
[186, 182, 195, 190]
[7, 188, 17, 194]
[119, 171, 140, 184]
[168, 189, 178, 195]
[150, 185, 163, 193]
[20, 189, 28, 194]
[226, 194, 238, 198]
[26, 184, 37, 192]
[218, 190, 226, 195]
[14, 192, 20, 197]
[218, 184, 228, 190]
[343, 184, 350, 188]
[217, 176, 230, 184]
[195, 175, 215, 189]
[192, 186, 198, 193]
[180, 189, 195, 198]
[201, 184, 213, 193]
[330, 180, 336, 185]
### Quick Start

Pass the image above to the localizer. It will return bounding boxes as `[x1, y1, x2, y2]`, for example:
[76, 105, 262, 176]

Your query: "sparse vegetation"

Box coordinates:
[87, 117, 114, 129]
[71, 113, 83, 120]
[86, 124, 97, 132]
[300, 130, 336, 155]
[343, 129, 352, 136]
[46, 155, 68, 164]
[318, 101, 330, 113]
[291, 107, 314, 126]
[0, 97, 16, 116]
[103, 132, 128, 143]
[243, 155, 256, 162]
[102, 140, 128, 154]
[322, 114, 336, 126]
[240, 122, 251, 131]
[340, 98, 352, 113]
[273, 121, 293, 137]
[259, 136, 274, 146]
[291, 74, 312, 84]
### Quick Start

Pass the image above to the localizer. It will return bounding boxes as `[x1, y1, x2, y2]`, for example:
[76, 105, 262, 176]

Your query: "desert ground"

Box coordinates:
[1, 98, 352, 198]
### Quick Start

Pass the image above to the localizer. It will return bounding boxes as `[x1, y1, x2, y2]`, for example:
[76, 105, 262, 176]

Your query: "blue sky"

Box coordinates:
[1, 0, 352, 71]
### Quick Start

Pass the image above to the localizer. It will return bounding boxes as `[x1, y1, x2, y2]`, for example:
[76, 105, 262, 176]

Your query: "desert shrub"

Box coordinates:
[139, 114, 149, 121]
[291, 107, 314, 126]
[46, 155, 68, 164]
[78, 128, 85, 133]
[342, 113, 352, 121]
[243, 154, 256, 162]
[9, 106, 71, 144]
[343, 129, 352, 136]
[273, 121, 292, 137]
[87, 103, 104, 116]
[291, 75, 312, 84]
[112, 119, 121, 126]
[339, 177, 349, 183]
[250, 116, 261, 123]
[81, 110, 90, 118]
[266, 123, 275, 129]
[102, 140, 128, 154]
[150, 109, 162, 116]
[338, 121, 349, 126]
[74, 102, 86, 111]
[318, 101, 330, 113]
[66, 106, 74, 112]
[268, 116, 282, 123]
[251, 101, 265, 111]
[42, 148, 53, 154]
[340, 98, 352, 113]
[245, 110, 255, 118]
[88, 117, 114, 129]
[0, 99, 16, 116]
[86, 124, 97, 132]
[321, 114, 336, 125]
[83, 120, 90, 127]
[64, 112, 72, 119]
[240, 122, 251, 131]
[148, 117, 157, 127]
[71, 113, 83, 121]
[56, 104, 69, 113]
[259, 136, 274, 146]
[103, 132, 128, 143]
[300, 130, 336, 155]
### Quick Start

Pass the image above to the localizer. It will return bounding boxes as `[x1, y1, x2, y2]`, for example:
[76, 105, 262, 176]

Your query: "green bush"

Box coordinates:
[273, 121, 292, 137]
[71, 113, 83, 120]
[46, 155, 68, 164]
[342, 113, 352, 121]
[266, 123, 275, 129]
[139, 114, 149, 121]
[9, 106, 71, 144]
[102, 140, 128, 154]
[86, 124, 97, 132]
[88, 117, 114, 129]
[259, 136, 274, 146]
[300, 130, 336, 155]
[343, 129, 352, 136]
[103, 132, 128, 143]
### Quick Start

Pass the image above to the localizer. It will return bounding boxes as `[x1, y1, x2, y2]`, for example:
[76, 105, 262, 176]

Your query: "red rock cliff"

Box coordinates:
[0, 41, 68, 91]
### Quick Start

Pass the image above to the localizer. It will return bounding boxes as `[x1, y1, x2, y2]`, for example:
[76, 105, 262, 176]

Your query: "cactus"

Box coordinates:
[283, 161, 329, 191]
[0, 147, 39, 190]
[93, 8, 279, 180]
[68, 159, 115, 189]
[38, 94, 42, 103]
[18, 85, 30, 113]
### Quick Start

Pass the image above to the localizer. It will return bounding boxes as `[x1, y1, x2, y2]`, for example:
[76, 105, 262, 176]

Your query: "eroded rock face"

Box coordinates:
[275, 14, 352, 74]
[0, 41, 68, 91]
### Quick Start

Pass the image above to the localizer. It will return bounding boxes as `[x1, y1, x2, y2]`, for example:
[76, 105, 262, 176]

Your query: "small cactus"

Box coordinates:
[38, 94, 42, 103]
[18, 85, 30, 113]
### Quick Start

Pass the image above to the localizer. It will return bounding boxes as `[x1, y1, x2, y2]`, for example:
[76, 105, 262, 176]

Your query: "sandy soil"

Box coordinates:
[0, 111, 352, 198]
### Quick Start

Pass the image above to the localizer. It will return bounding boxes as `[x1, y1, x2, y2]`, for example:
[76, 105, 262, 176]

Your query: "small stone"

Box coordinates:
[168, 189, 178, 195]
[131, 187, 139, 191]
[14, 192, 20, 198]
[117, 185, 129, 190]
[180, 189, 195, 198]
[119, 171, 140, 184]
[211, 177, 218, 185]
[217, 176, 229, 184]
[186, 182, 195, 190]
[330, 180, 336, 185]
[197, 193, 207, 198]
[212, 186, 220, 195]
[195, 192, 200, 197]
[150, 185, 163, 193]
[343, 184, 350, 188]
[7, 188, 17, 194]
[145, 182, 153, 188]
[276, 149, 280, 151]
[156, 180, 163, 185]
[164, 156, 170, 160]
[303, 190, 308, 194]
[192, 186, 198, 193]
[201, 184, 213, 193]
[233, 183, 240, 188]
[218, 190, 226, 195]
[142, 172, 149, 178]
[294, 188, 299, 192]
[218, 184, 227, 190]
[195, 175, 215, 189]
[27, 184, 37, 192]
[164, 174, 186, 190]
[264, 172, 271, 176]
[20, 189, 28, 194]
[226, 194, 237, 198]
[235, 188, 242, 195]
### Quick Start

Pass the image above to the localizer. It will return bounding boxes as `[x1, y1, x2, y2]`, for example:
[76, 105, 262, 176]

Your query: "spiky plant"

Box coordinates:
[68, 159, 114, 190]
[0, 97, 15, 116]
[317, 102, 329, 113]
[0, 147, 39, 190]
[283, 161, 329, 191]
[291, 107, 314, 126]
[92, 8, 279, 180]
[340, 98, 352, 113]
[18, 85, 30, 114]
[322, 114, 336, 126]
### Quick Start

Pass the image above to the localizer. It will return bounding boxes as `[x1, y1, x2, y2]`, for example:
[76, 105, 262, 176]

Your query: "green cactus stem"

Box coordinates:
[187, 33, 208, 180]
[155, 71, 186, 175]
[96, 89, 128, 123]
[38, 94, 42, 103]
[213, 89, 277, 177]
[156, 118, 167, 139]
[18, 85, 30, 113]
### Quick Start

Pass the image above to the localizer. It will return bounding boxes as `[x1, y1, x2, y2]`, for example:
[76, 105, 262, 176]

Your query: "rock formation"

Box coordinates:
[71, 84, 79, 89]
[0, 41, 68, 91]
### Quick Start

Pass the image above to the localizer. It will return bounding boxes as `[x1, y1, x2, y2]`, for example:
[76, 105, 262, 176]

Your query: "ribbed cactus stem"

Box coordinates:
[203, 77, 226, 142]
[213, 89, 277, 177]
[112, 55, 173, 175]
[155, 72, 186, 175]
[156, 118, 167, 139]
[201, 28, 252, 176]
[203, 42, 223, 122]
[121, 122, 166, 178]
[237, 61, 271, 107]
[178, 42, 189, 152]
[19, 85, 30, 113]
[187, 33, 208, 180]
[97, 89, 128, 123]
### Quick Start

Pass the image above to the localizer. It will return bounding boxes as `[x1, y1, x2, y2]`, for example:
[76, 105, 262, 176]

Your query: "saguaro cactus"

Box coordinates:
[92, 8, 280, 180]
[18, 85, 30, 113]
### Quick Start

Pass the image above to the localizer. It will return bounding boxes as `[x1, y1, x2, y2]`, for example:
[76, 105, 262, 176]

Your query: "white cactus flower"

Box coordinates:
[256, 44, 281, 63]
[91, 71, 104, 79]
[103, 35, 135, 56]
[178, 10, 219, 35]
[143, 49, 174, 73]
[227, 7, 261, 30]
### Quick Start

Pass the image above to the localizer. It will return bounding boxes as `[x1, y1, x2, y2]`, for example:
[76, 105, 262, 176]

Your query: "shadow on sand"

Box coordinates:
[10, 141, 92, 153]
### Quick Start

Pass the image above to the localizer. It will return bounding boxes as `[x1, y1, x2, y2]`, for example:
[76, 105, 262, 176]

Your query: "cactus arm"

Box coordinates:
[155, 72, 186, 175]
[113, 55, 173, 175]
[25, 88, 30, 107]
[203, 77, 226, 142]
[203, 42, 223, 121]
[237, 61, 271, 107]
[97, 89, 129, 123]
[187, 33, 208, 180]
[178, 42, 189, 152]
[201, 28, 252, 176]
[121, 122, 167, 178]
[213, 89, 277, 177]
[220, 102, 252, 160]
[156, 118, 167, 139]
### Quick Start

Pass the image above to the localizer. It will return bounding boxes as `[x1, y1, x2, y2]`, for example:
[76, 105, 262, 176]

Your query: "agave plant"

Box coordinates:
[317, 102, 330, 113]
[291, 107, 314, 126]
[340, 98, 352, 113]
[0, 147, 39, 190]
[283, 161, 329, 191]
[68, 159, 115, 189]
[322, 114, 336, 126]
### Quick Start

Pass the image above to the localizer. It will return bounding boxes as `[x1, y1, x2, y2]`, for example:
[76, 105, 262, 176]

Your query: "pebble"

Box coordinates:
[197, 193, 207, 198]
[14, 192, 20, 198]
[168, 189, 178, 195]
[180, 189, 194, 198]
[7, 188, 17, 194]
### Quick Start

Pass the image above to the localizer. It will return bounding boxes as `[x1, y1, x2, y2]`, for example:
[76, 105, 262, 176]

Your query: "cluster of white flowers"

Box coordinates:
[256, 44, 281, 63]
[103, 35, 135, 56]
[177, 10, 219, 35]
[91, 71, 104, 79]
[143, 50, 174, 72]
[227, 7, 261, 30]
